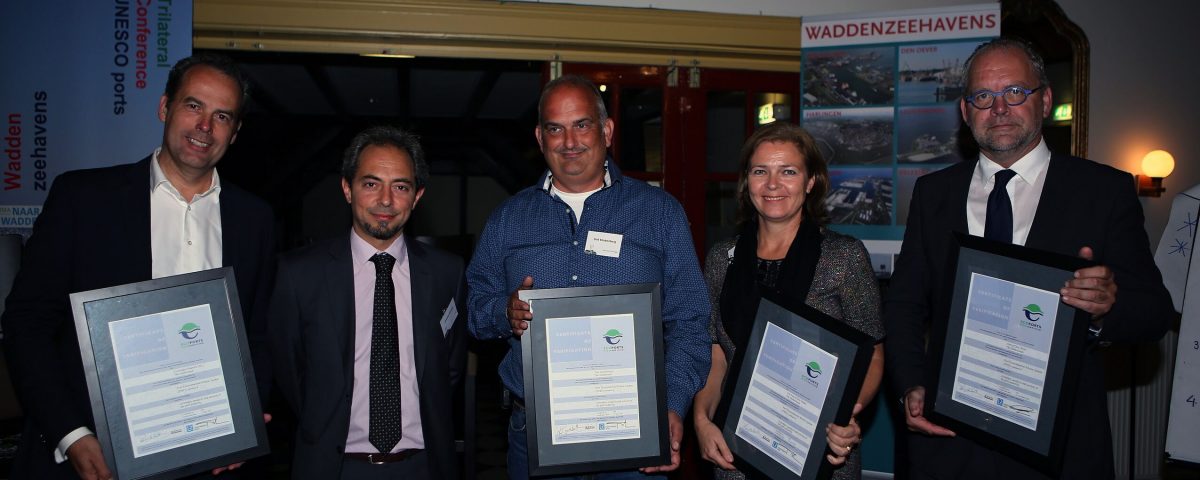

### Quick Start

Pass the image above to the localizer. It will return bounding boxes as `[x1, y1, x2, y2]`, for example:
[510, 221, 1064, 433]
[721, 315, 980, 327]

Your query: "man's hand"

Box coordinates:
[695, 416, 736, 470]
[509, 276, 534, 337]
[67, 435, 111, 480]
[1061, 246, 1116, 318]
[903, 387, 955, 437]
[211, 413, 271, 475]
[825, 403, 863, 466]
[640, 410, 684, 473]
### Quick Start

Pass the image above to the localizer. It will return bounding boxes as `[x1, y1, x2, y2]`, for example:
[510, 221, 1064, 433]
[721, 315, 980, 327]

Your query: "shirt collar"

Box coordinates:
[150, 147, 222, 200]
[538, 159, 617, 192]
[976, 138, 1051, 186]
[349, 229, 408, 267]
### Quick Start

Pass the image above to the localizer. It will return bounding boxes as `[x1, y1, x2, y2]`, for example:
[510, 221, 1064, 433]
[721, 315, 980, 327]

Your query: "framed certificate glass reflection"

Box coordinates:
[71, 267, 269, 480]
[719, 294, 875, 480]
[518, 283, 669, 476]
[928, 233, 1090, 475]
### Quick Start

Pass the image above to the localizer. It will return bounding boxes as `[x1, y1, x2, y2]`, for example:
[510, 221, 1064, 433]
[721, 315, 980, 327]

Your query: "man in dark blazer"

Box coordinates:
[269, 126, 465, 479]
[2, 53, 275, 479]
[885, 38, 1173, 479]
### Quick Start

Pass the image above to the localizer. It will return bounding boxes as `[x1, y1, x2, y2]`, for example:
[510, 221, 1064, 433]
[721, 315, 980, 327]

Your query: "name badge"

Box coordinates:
[585, 231, 623, 258]
[439, 299, 458, 336]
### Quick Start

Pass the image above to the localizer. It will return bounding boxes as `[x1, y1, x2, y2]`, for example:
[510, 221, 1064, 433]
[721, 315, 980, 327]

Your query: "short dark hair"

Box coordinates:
[341, 125, 429, 190]
[537, 74, 609, 125]
[961, 37, 1050, 91]
[735, 122, 830, 226]
[164, 52, 251, 116]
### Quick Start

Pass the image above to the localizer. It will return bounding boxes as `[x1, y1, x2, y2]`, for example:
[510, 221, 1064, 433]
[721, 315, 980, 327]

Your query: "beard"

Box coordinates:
[971, 119, 1040, 154]
[358, 218, 404, 241]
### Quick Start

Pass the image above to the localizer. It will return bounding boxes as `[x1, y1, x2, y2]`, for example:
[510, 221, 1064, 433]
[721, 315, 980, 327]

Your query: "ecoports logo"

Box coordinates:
[179, 322, 201, 340]
[1020, 304, 1044, 331]
[1022, 304, 1044, 322]
[601, 328, 625, 352]
[178, 322, 205, 347]
[805, 361, 823, 379]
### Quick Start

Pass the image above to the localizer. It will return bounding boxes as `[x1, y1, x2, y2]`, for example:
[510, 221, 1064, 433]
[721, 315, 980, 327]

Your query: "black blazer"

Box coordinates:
[1, 157, 276, 479]
[884, 153, 1173, 479]
[269, 233, 466, 479]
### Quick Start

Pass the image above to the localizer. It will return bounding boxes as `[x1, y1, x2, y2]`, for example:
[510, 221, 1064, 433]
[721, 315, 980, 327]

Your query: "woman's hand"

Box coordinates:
[825, 403, 863, 466]
[696, 417, 737, 470]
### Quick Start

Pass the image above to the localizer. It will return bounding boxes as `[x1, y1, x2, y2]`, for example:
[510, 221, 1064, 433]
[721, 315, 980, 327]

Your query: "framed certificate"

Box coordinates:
[70, 267, 269, 480]
[518, 283, 669, 476]
[718, 294, 875, 480]
[928, 233, 1091, 475]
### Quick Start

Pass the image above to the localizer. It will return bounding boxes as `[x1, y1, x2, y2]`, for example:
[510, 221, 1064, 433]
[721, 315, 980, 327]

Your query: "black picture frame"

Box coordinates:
[70, 267, 269, 480]
[927, 233, 1091, 475]
[518, 283, 669, 476]
[718, 293, 875, 480]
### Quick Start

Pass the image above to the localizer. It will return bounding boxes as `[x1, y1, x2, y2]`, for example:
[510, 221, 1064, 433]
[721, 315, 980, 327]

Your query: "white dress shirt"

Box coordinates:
[57, 150, 224, 462]
[966, 139, 1052, 246]
[149, 148, 223, 278]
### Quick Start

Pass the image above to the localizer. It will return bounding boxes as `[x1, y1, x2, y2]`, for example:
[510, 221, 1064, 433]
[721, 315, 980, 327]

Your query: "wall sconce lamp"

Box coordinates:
[1137, 149, 1175, 197]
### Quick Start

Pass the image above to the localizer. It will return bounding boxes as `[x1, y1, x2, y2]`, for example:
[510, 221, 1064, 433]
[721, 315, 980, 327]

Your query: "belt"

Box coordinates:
[511, 393, 525, 410]
[344, 449, 422, 464]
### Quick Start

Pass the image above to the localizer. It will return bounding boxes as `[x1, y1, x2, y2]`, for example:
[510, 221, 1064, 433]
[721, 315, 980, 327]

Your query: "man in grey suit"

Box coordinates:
[269, 126, 465, 479]
[885, 38, 1173, 479]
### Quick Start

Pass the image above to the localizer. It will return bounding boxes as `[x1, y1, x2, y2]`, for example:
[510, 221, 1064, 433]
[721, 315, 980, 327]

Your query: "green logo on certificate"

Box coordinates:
[602, 329, 623, 345]
[805, 361, 823, 378]
[1022, 304, 1044, 322]
[179, 322, 202, 340]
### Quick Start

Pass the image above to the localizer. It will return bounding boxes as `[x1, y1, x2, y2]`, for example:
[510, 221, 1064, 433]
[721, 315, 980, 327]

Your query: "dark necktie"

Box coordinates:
[984, 169, 1017, 244]
[368, 252, 402, 453]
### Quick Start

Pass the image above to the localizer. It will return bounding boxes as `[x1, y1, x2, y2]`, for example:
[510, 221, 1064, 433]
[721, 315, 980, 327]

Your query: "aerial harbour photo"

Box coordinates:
[825, 167, 894, 225]
[804, 107, 894, 165]
[897, 40, 983, 104]
[896, 105, 964, 164]
[803, 46, 896, 106]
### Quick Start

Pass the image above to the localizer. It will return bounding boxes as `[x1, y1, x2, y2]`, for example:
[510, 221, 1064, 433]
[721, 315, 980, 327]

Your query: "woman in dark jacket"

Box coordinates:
[693, 121, 885, 480]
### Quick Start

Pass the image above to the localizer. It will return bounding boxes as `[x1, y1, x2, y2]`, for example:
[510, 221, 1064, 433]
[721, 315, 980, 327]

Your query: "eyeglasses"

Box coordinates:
[964, 85, 1043, 109]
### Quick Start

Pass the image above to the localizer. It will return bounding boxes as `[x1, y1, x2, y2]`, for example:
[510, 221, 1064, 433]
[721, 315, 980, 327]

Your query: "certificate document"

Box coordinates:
[109, 304, 234, 457]
[953, 273, 1060, 430]
[735, 322, 838, 477]
[544, 313, 641, 445]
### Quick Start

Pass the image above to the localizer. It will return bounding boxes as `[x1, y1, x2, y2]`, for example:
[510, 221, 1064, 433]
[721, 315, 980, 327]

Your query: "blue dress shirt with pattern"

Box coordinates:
[467, 161, 711, 417]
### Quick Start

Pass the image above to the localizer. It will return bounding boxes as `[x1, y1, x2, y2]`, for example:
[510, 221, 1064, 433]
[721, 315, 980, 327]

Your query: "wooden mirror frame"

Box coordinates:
[1001, 0, 1090, 158]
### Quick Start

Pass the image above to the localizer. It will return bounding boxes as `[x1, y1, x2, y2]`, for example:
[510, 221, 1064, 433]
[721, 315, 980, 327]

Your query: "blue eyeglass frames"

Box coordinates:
[964, 85, 1043, 109]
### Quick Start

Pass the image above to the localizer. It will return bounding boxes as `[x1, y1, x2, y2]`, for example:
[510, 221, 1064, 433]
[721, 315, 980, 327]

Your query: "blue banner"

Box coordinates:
[0, 0, 192, 232]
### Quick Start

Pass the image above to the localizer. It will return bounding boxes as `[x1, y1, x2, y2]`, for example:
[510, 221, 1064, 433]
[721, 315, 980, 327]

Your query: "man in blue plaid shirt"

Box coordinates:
[467, 75, 711, 479]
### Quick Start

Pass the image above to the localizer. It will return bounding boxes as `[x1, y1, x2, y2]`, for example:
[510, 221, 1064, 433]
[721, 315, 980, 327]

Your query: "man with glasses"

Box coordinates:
[884, 38, 1172, 478]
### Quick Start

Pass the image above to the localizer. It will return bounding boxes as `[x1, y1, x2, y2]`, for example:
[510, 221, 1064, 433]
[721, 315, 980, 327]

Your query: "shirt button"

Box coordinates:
[187, 241, 193, 245]
[573, 240, 579, 246]
[571, 275, 578, 281]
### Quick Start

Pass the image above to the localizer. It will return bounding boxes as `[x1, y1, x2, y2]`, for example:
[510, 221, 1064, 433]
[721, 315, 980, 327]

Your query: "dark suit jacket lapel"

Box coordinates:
[329, 235, 358, 377]
[1026, 153, 1069, 250]
[947, 159, 975, 234]
[219, 173, 258, 274]
[406, 236, 433, 383]
[125, 156, 154, 279]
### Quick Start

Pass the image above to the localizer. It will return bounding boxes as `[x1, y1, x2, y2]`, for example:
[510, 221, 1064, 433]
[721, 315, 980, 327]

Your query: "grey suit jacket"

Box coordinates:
[269, 233, 465, 479]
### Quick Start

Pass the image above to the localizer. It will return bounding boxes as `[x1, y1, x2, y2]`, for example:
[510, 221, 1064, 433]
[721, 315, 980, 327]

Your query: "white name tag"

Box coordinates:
[585, 231, 623, 258]
[439, 298, 458, 336]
